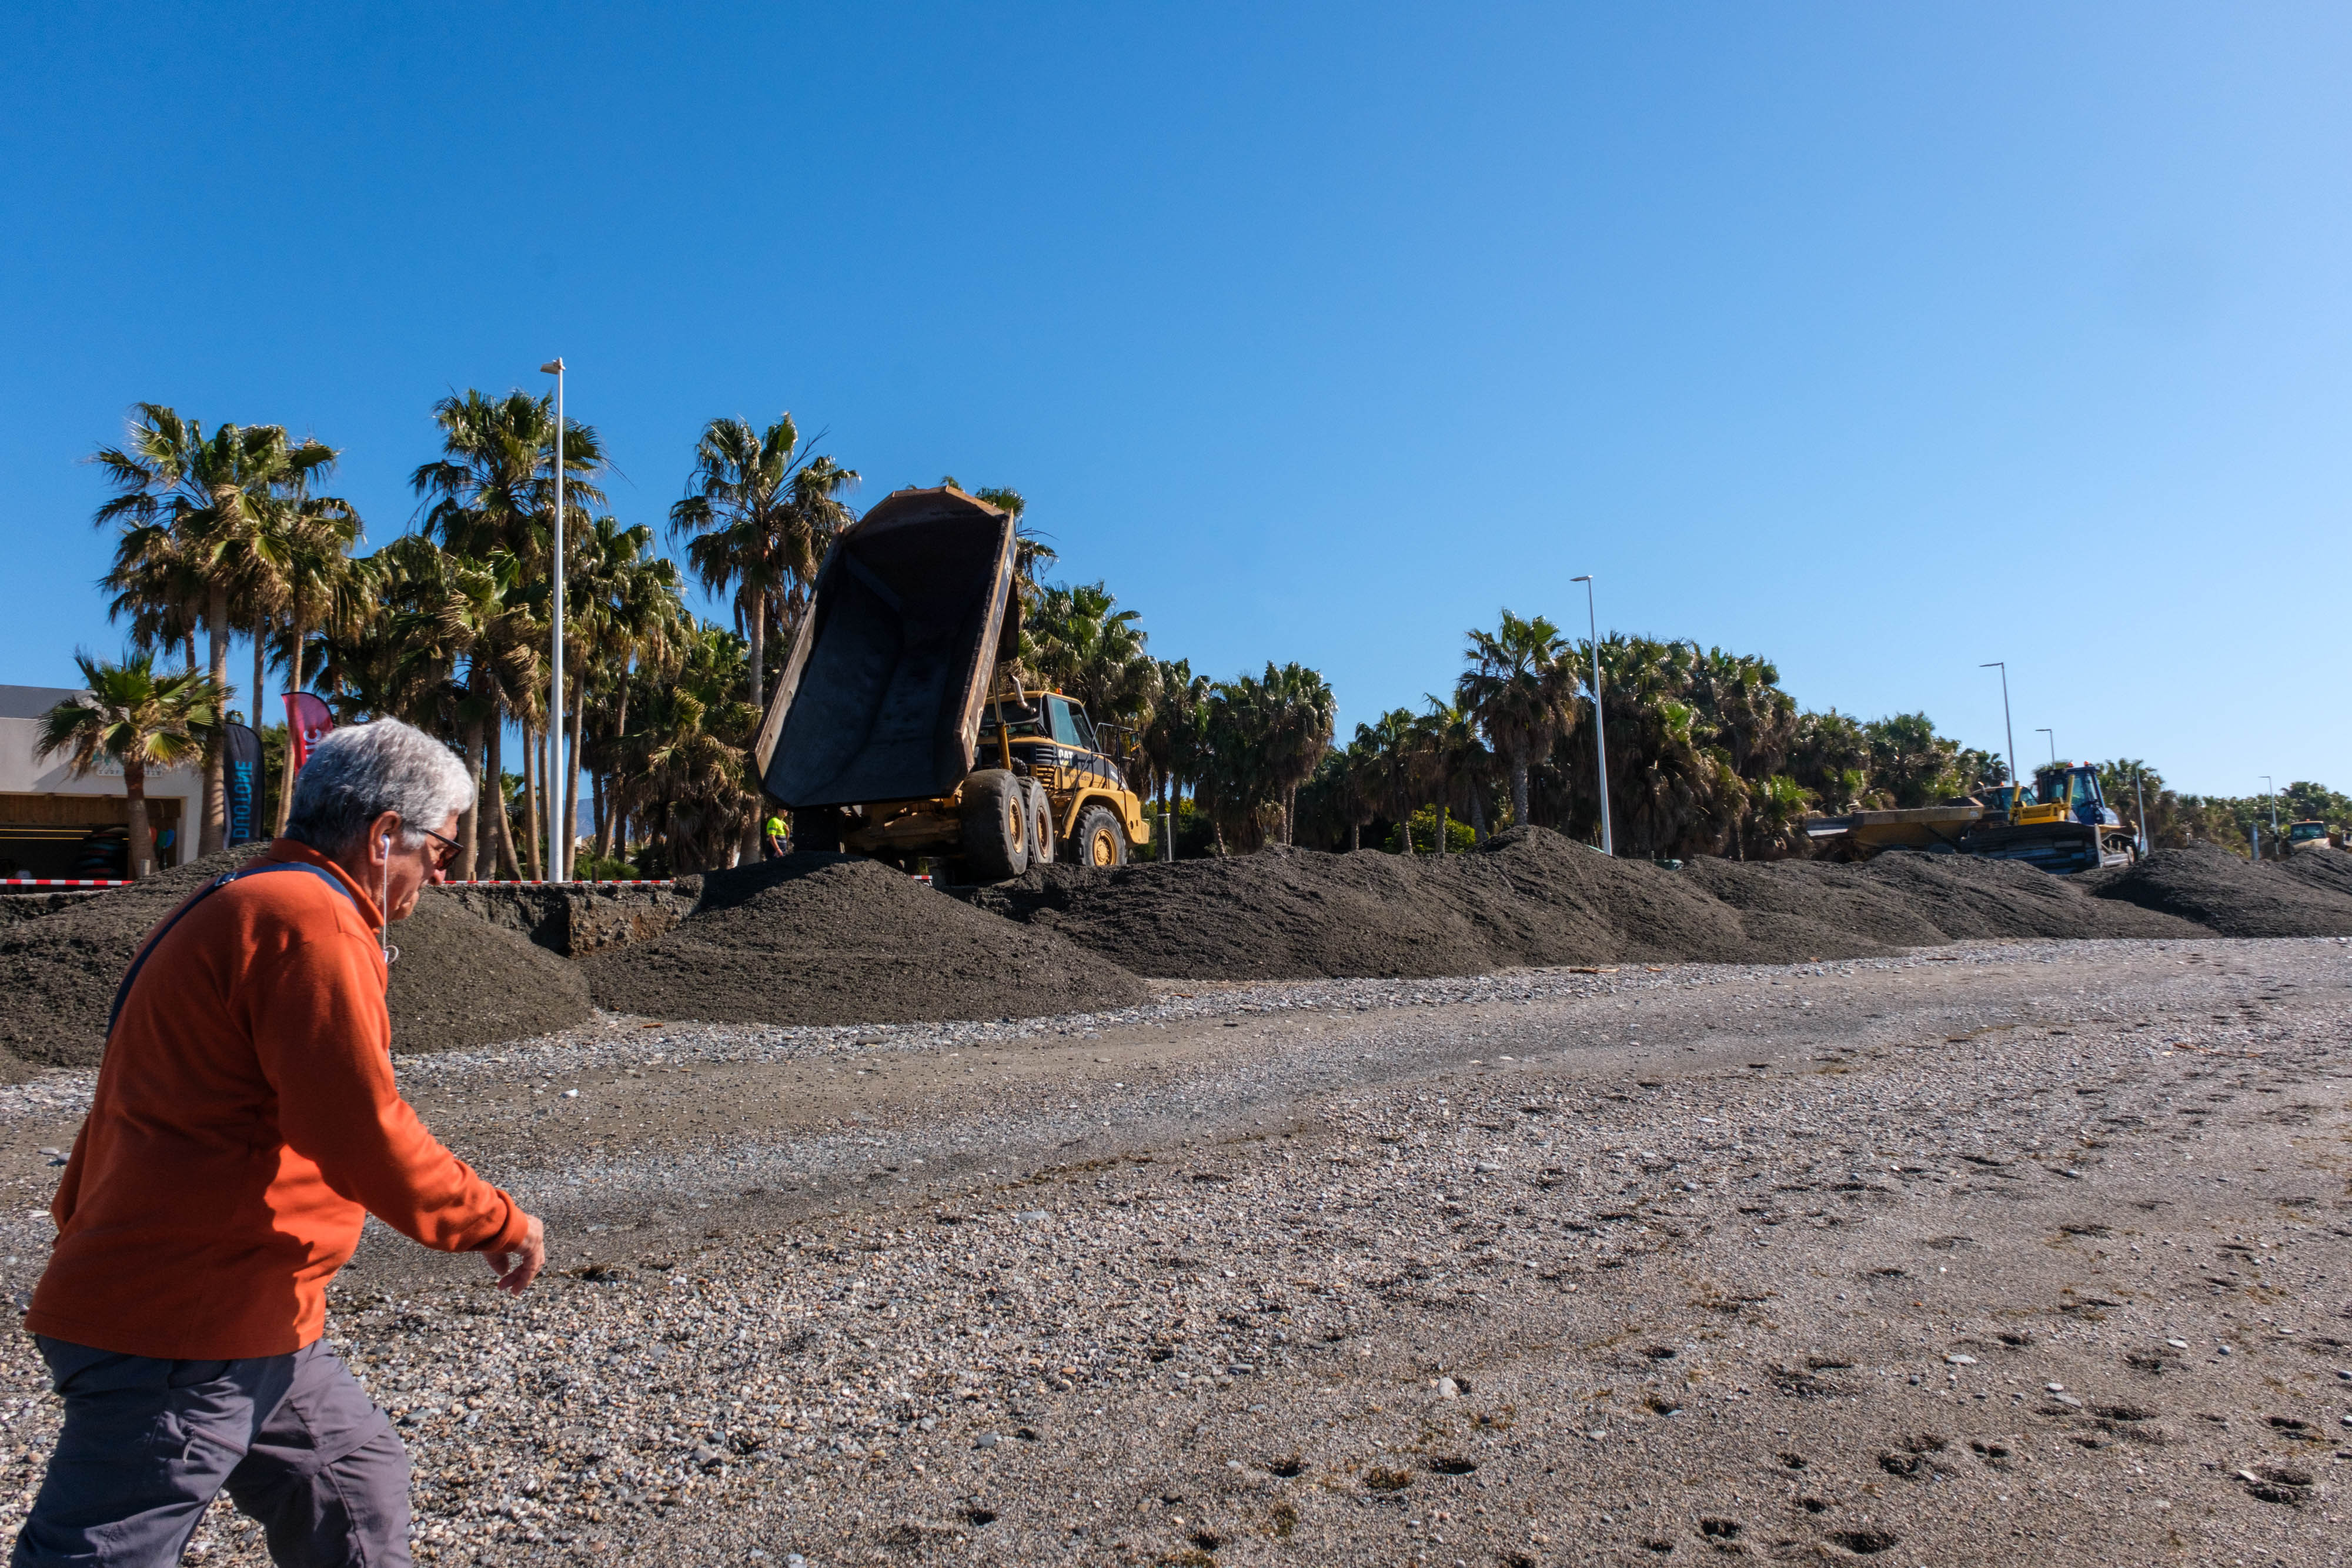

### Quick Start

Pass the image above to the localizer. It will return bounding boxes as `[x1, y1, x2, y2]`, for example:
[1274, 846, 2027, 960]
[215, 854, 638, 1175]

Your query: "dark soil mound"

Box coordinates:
[581, 852, 1148, 1025]
[1691, 853, 2204, 942]
[965, 827, 1910, 981]
[2277, 845, 2352, 902]
[965, 825, 2239, 981]
[2081, 842, 2352, 937]
[0, 846, 593, 1069]
[385, 894, 594, 1052]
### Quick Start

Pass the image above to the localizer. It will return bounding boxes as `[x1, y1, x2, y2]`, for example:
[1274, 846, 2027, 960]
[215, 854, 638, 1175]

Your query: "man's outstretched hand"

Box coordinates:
[487, 1212, 546, 1295]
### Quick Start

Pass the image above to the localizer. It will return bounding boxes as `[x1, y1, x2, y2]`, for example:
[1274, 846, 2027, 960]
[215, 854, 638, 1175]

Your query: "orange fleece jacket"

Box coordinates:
[26, 841, 530, 1359]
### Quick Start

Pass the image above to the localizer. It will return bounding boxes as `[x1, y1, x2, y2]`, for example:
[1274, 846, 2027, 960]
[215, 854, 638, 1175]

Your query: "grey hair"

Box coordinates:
[284, 719, 473, 855]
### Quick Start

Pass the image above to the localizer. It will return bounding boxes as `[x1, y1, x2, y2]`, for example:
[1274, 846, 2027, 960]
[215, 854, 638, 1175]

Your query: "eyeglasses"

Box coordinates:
[415, 825, 461, 870]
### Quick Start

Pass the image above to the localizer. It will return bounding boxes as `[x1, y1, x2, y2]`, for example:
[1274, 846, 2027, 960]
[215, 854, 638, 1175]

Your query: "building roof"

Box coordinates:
[0, 686, 82, 721]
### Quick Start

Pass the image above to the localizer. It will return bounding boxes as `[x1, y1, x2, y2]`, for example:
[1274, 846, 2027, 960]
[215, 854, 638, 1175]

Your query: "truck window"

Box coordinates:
[1047, 697, 1086, 748]
[980, 700, 1047, 743]
[2068, 771, 2096, 809]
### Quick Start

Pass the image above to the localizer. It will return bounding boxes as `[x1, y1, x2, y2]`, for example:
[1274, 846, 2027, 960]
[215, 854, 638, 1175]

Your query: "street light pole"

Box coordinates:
[1572, 575, 1612, 856]
[540, 357, 566, 883]
[2262, 775, 2277, 835]
[1979, 662, 2017, 801]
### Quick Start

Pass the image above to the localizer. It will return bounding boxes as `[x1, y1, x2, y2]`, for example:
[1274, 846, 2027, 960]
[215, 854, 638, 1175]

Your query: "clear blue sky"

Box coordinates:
[5, 4, 2346, 797]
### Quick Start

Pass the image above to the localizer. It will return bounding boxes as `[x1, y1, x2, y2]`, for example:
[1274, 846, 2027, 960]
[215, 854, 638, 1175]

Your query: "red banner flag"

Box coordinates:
[283, 693, 336, 778]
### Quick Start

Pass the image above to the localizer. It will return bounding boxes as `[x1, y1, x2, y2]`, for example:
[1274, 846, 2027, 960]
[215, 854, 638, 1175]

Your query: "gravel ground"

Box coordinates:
[0, 938, 2346, 1566]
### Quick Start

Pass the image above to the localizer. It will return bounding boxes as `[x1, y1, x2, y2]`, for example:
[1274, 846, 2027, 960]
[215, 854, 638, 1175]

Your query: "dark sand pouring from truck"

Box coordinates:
[751, 485, 1152, 882]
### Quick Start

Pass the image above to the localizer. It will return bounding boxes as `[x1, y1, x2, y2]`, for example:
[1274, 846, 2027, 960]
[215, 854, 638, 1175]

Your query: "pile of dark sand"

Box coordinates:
[580, 852, 1149, 1025]
[2080, 842, 2352, 938]
[963, 826, 2222, 981]
[0, 847, 593, 1069]
[1690, 852, 2203, 944]
[2276, 844, 2352, 902]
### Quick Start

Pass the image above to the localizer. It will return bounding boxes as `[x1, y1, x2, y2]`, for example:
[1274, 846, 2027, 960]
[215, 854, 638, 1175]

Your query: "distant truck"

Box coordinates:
[2286, 820, 2337, 850]
[1805, 763, 2137, 874]
[751, 485, 1152, 881]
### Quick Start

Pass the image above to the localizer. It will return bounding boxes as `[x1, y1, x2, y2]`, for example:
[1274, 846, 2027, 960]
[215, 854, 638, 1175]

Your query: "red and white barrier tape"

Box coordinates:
[0, 878, 132, 888]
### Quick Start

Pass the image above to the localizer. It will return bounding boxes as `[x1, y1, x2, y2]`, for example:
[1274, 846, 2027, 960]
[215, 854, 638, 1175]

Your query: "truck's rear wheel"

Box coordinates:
[1073, 804, 1126, 868]
[1023, 780, 1055, 866]
[961, 770, 1030, 881]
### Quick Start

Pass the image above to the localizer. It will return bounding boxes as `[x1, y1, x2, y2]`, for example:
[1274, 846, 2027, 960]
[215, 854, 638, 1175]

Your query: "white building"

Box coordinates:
[1, 684, 203, 878]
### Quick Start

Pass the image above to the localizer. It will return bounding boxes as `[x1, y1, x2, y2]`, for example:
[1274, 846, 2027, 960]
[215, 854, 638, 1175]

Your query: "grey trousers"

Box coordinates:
[12, 1336, 410, 1567]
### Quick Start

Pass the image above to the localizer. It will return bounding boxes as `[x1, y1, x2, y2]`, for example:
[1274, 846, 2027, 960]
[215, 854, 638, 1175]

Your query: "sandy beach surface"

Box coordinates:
[0, 935, 2344, 1566]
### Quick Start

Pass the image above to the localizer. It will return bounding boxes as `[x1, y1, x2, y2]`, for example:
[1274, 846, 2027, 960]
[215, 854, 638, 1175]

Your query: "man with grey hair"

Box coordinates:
[16, 717, 546, 1567]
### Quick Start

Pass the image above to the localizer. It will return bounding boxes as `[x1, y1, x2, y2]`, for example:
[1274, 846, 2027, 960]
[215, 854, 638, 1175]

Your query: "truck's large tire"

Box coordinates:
[961, 770, 1030, 881]
[1023, 779, 1055, 867]
[1071, 803, 1127, 868]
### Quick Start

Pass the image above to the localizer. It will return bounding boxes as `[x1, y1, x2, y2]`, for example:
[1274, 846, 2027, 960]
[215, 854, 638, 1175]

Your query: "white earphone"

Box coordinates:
[377, 830, 397, 965]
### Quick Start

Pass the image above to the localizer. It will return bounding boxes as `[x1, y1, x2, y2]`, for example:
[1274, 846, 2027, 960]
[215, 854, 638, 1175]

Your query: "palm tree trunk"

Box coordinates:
[592, 768, 609, 864]
[600, 675, 631, 863]
[457, 717, 485, 880]
[199, 594, 229, 855]
[1284, 784, 1299, 847]
[1511, 758, 1531, 830]
[250, 617, 267, 735]
[746, 589, 767, 708]
[1349, 821, 1361, 852]
[566, 691, 586, 878]
[741, 590, 769, 864]
[124, 761, 153, 881]
[273, 627, 308, 835]
[1471, 791, 1487, 844]
[522, 725, 543, 879]
[1436, 804, 1451, 855]
[486, 723, 522, 880]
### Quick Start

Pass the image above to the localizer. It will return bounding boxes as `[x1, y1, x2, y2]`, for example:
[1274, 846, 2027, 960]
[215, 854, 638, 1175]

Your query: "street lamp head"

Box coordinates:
[540, 359, 564, 375]
[1571, 574, 1593, 583]
[1979, 660, 2003, 668]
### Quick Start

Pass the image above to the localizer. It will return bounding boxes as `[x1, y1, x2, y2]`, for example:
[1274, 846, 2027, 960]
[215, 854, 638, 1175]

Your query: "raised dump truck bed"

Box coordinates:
[754, 487, 1019, 810]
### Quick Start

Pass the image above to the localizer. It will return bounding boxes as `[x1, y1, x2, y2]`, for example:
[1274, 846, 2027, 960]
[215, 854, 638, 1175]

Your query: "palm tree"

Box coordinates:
[1135, 658, 1209, 842]
[1458, 609, 1579, 831]
[412, 387, 608, 868]
[1359, 708, 1421, 854]
[38, 653, 222, 880]
[670, 415, 858, 710]
[1028, 583, 1154, 727]
[562, 515, 684, 875]
[1261, 662, 1337, 846]
[89, 406, 338, 854]
[1415, 700, 1488, 853]
[1338, 728, 1385, 851]
[255, 498, 369, 831]
[612, 622, 760, 872]
[380, 536, 540, 877]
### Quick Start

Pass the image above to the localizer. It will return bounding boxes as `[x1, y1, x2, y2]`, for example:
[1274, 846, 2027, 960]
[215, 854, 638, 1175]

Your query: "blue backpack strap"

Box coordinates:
[106, 861, 362, 1039]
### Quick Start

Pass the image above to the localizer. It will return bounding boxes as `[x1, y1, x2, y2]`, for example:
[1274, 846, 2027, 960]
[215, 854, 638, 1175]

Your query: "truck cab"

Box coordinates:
[976, 690, 1150, 866]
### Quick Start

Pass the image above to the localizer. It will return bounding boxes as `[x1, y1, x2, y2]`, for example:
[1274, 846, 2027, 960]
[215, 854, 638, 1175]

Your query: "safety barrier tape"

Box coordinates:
[0, 878, 132, 888]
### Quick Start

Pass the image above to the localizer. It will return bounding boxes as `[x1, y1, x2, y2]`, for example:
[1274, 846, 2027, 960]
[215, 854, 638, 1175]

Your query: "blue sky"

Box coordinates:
[4, 4, 2346, 796]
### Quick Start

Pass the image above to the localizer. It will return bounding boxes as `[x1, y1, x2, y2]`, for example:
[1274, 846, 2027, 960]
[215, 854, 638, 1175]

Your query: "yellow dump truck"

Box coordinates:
[1805, 766, 2138, 874]
[751, 485, 1152, 881]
